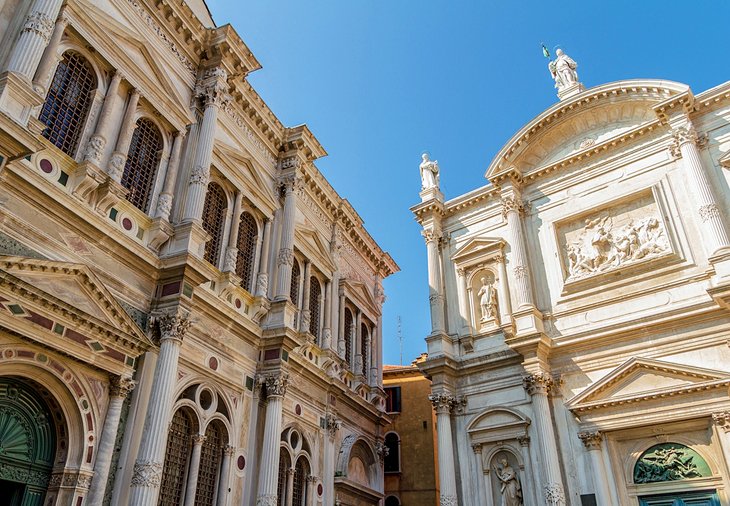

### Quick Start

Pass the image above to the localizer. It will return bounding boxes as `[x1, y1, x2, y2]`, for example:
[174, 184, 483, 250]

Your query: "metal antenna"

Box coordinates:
[397, 316, 403, 366]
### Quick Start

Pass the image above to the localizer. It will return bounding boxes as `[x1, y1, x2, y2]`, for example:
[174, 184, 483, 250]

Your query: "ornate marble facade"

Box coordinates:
[0, 1, 397, 506]
[413, 73, 730, 505]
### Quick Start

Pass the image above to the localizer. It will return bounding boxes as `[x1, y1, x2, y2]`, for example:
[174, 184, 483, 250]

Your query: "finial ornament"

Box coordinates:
[546, 47, 584, 100]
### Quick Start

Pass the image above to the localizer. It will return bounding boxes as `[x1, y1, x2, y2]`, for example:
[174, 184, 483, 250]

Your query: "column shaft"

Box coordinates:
[337, 292, 346, 356]
[255, 219, 272, 297]
[6, 0, 64, 79]
[183, 435, 206, 506]
[108, 89, 140, 181]
[223, 192, 243, 272]
[216, 446, 233, 506]
[256, 374, 288, 506]
[300, 261, 312, 332]
[31, 9, 67, 92]
[182, 103, 219, 221]
[430, 395, 458, 506]
[503, 199, 535, 308]
[425, 230, 445, 333]
[155, 130, 185, 220]
[456, 269, 470, 334]
[84, 71, 123, 165]
[274, 180, 298, 300]
[322, 280, 332, 348]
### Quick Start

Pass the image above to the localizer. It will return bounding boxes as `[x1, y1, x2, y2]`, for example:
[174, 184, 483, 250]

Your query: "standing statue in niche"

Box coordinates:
[420, 153, 440, 190]
[549, 48, 579, 91]
[477, 277, 498, 321]
[493, 458, 523, 506]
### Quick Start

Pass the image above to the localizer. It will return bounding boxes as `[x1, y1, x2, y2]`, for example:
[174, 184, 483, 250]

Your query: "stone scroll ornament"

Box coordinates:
[633, 443, 711, 484]
[565, 214, 669, 281]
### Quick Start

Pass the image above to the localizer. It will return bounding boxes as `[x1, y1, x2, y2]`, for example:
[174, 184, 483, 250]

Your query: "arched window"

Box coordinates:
[202, 183, 227, 266]
[385, 496, 401, 506]
[39, 51, 97, 156]
[361, 322, 369, 376]
[121, 118, 163, 212]
[235, 211, 258, 291]
[308, 276, 321, 337]
[277, 448, 291, 506]
[290, 260, 301, 305]
[344, 308, 353, 368]
[292, 456, 310, 506]
[194, 422, 225, 506]
[159, 408, 194, 506]
[384, 432, 400, 473]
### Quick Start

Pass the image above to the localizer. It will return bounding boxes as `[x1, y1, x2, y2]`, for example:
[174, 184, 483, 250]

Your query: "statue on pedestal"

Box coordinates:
[548, 48, 579, 92]
[493, 458, 523, 506]
[477, 277, 498, 321]
[420, 153, 440, 190]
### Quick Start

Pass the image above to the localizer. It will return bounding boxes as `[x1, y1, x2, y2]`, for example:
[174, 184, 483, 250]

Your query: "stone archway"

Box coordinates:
[0, 376, 62, 506]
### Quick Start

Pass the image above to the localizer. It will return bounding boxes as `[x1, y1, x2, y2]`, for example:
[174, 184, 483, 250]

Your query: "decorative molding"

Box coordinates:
[578, 431, 602, 450]
[22, 11, 54, 44]
[501, 196, 525, 218]
[712, 411, 730, 433]
[517, 435, 530, 447]
[84, 134, 106, 165]
[326, 414, 341, 439]
[130, 460, 162, 487]
[149, 308, 191, 345]
[422, 229, 441, 245]
[109, 376, 136, 398]
[277, 247, 293, 267]
[255, 495, 277, 506]
[222, 102, 277, 166]
[189, 165, 210, 186]
[374, 439, 389, 464]
[545, 483, 566, 505]
[429, 393, 457, 414]
[263, 372, 289, 397]
[523, 372, 554, 396]
[699, 204, 721, 223]
[440, 494, 457, 506]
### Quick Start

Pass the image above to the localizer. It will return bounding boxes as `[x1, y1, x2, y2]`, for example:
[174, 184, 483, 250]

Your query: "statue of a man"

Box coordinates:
[477, 277, 497, 321]
[493, 458, 523, 506]
[549, 48, 579, 90]
[420, 153, 439, 190]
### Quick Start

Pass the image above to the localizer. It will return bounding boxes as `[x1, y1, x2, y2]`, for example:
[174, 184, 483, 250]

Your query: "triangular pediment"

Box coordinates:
[567, 357, 730, 413]
[340, 278, 378, 319]
[451, 237, 504, 264]
[213, 141, 277, 213]
[295, 226, 336, 274]
[0, 256, 152, 353]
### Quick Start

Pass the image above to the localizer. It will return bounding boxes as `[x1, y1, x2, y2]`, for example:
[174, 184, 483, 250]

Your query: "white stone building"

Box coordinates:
[413, 53, 730, 506]
[0, 1, 397, 505]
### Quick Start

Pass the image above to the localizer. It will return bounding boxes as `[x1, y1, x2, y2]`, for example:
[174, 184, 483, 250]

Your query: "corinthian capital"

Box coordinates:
[421, 229, 441, 245]
[149, 308, 192, 344]
[264, 372, 289, 398]
[523, 372, 554, 396]
[109, 376, 136, 398]
[277, 173, 303, 195]
[429, 393, 456, 414]
[196, 67, 230, 109]
[713, 411, 730, 433]
[500, 196, 526, 219]
[578, 431, 602, 450]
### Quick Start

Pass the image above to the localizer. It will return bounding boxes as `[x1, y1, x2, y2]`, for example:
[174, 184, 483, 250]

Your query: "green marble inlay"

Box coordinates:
[0, 232, 45, 260]
[634, 443, 711, 484]
[57, 171, 68, 186]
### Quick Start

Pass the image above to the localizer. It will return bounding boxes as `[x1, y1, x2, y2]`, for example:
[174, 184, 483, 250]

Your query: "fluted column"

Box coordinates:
[423, 229, 445, 334]
[429, 394, 458, 506]
[456, 268, 471, 334]
[255, 219, 272, 297]
[322, 280, 333, 348]
[712, 412, 730, 478]
[523, 373, 565, 506]
[216, 445, 234, 506]
[182, 68, 228, 222]
[108, 89, 140, 182]
[673, 123, 730, 256]
[182, 434, 206, 506]
[31, 9, 67, 93]
[502, 196, 535, 308]
[84, 71, 123, 166]
[337, 290, 346, 357]
[5, 0, 63, 79]
[518, 435, 538, 506]
[300, 261, 312, 332]
[129, 309, 191, 506]
[323, 415, 340, 505]
[256, 373, 288, 506]
[223, 191, 244, 272]
[86, 376, 135, 506]
[274, 175, 299, 301]
[154, 130, 186, 221]
[495, 255, 512, 323]
[578, 432, 612, 506]
[471, 444, 487, 506]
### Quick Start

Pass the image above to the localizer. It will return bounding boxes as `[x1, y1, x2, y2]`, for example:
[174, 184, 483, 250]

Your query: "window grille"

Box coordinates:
[308, 277, 321, 337]
[40, 51, 97, 157]
[277, 449, 291, 506]
[361, 322, 369, 376]
[121, 118, 163, 212]
[344, 309, 353, 369]
[236, 212, 258, 291]
[290, 261, 301, 305]
[292, 457, 309, 506]
[194, 422, 223, 506]
[158, 409, 193, 506]
[384, 432, 400, 473]
[202, 183, 227, 266]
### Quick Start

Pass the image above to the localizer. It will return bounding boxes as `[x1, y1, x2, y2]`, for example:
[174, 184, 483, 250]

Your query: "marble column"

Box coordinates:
[471, 444, 487, 506]
[256, 373, 288, 506]
[364, 330, 372, 384]
[423, 229, 446, 334]
[578, 431, 612, 506]
[84, 71, 123, 165]
[502, 196, 535, 308]
[223, 192, 244, 273]
[456, 268, 471, 334]
[86, 376, 136, 506]
[182, 434, 207, 506]
[154, 130, 186, 221]
[322, 280, 333, 349]
[300, 261, 312, 332]
[274, 175, 299, 301]
[284, 468, 294, 506]
[354, 310, 363, 374]
[429, 394, 458, 506]
[712, 412, 730, 476]
[255, 219, 272, 297]
[673, 123, 730, 256]
[108, 89, 141, 182]
[216, 445, 234, 506]
[323, 415, 340, 506]
[518, 435, 538, 506]
[523, 373, 565, 506]
[182, 68, 228, 223]
[129, 309, 191, 506]
[495, 255, 513, 323]
[31, 9, 67, 93]
[5, 0, 63, 79]
[337, 290, 346, 357]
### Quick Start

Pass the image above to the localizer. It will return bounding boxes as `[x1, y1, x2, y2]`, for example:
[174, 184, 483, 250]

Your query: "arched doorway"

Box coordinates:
[0, 377, 60, 506]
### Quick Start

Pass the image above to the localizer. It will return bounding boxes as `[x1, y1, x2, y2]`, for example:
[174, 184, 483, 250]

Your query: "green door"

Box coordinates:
[638, 490, 721, 506]
[0, 377, 57, 506]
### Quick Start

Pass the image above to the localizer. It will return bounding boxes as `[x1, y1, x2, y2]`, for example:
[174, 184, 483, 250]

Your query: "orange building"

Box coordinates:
[382, 354, 439, 506]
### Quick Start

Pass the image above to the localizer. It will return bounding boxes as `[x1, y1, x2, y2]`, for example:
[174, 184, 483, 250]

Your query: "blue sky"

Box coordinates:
[206, 0, 730, 365]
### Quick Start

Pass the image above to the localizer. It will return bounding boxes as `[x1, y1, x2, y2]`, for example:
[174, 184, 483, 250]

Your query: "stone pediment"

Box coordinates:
[451, 237, 505, 265]
[295, 226, 336, 274]
[340, 278, 378, 319]
[213, 142, 277, 213]
[0, 256, 152, 370]
[567, 357, 730, 414]
[467, 407, 530, 443]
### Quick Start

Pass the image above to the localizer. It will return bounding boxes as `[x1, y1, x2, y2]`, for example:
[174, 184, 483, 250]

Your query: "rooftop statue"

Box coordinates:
[420, 153, 440, 190]
[549, 48, 579, 92]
